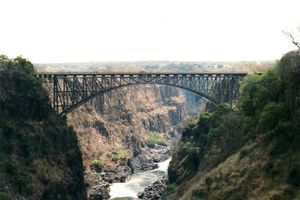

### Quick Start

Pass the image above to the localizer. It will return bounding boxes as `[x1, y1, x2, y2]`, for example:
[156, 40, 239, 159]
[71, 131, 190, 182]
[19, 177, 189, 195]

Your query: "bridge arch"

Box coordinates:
[37, 72, 246, 115]
[63, 83, 218, 115]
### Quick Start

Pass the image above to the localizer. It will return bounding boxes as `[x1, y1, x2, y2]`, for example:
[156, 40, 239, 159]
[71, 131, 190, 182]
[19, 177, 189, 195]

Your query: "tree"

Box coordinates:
[283, 27, 300, 53]
[0, 55, 51, 120]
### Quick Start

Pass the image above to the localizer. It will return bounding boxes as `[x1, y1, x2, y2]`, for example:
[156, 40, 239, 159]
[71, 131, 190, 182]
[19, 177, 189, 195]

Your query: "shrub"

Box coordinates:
[264, 162, 279, 177]
[163, 183, 177, 196]
[191, 188, 208, 200]
[146, 132, 165, 147]
[2, 122, 16, 138]
[239, 74, 263, 116]
[111, 150, 128, 164]
[4, 159, 16, 175]
[179, 141, 190, 153]
[257, 102, 287, 132]
[0, 192, 11, 200]
[204, 176, 213, 190]
[288, 162, 300, 187]
[239, 149, 249, 160]
[90, 160, 103, 172]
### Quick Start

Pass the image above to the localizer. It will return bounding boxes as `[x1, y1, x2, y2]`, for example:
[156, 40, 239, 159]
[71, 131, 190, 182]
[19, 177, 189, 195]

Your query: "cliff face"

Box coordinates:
[67, 85, 188, 169]
[0, 56, 87, 200]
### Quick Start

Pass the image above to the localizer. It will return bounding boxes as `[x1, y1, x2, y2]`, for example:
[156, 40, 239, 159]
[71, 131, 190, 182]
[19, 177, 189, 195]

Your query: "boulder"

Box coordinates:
[138, 176, 168, 200]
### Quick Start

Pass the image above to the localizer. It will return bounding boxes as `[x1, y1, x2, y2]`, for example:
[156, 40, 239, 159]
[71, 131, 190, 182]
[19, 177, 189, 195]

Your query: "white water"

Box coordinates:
[109, 158, 171, 200]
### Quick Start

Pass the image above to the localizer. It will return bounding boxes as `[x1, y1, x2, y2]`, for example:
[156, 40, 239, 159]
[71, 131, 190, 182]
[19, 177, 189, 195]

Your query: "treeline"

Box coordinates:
[0, 55, 87, 200]
[0, 55, 52, 120]
[239, 51, 300, 154]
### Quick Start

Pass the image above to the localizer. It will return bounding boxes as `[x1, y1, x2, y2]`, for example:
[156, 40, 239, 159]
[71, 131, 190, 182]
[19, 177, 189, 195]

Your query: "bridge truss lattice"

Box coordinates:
[37, 72, 246, 115]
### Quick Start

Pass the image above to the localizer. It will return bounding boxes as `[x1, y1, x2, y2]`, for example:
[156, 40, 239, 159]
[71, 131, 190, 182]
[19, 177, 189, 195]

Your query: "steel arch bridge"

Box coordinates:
[37, 72, 247, 115]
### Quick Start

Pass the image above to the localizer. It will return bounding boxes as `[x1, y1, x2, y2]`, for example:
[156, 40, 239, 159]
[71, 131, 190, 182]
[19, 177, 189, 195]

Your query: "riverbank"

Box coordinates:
[110, 158, 171, 199]
[86, 139, 173, 200]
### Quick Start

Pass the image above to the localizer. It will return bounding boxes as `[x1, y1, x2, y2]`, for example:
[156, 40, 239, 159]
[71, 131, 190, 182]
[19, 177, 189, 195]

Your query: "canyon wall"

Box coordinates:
[67, 85, 195, 170]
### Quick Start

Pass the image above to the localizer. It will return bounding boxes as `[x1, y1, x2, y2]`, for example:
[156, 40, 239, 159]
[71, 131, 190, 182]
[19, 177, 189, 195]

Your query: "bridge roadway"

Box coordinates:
[37, 71, 248, 76]
[37, 72, 248, 115]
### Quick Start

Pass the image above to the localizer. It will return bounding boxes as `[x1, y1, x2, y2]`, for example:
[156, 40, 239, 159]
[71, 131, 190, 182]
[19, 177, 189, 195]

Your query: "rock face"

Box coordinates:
[68, 85, 186, 168]
[131, 143, 171, 171]
[138, 177, 168, 200]
[67, 85, 198, 199]
[85, 172, 111, 200]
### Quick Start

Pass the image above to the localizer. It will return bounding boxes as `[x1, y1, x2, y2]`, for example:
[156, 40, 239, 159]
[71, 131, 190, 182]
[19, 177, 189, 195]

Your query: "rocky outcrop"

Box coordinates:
[131, 143, 171, 171]
[138, 176, 168, 200]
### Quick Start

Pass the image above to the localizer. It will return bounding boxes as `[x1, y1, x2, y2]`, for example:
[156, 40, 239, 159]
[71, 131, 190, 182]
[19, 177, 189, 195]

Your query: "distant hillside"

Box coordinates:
[35, 60, 274, 73]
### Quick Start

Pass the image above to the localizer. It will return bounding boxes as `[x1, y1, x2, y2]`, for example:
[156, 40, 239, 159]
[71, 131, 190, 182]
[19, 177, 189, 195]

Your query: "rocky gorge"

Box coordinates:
[67, 85, 200, 199]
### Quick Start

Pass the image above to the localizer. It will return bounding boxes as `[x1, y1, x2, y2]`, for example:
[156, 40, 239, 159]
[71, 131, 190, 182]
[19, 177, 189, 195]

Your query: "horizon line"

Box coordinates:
[34, 59, 276, 65]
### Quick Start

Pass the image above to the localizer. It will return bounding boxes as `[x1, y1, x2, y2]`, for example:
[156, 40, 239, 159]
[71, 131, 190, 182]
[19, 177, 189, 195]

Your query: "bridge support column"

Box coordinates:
[98, 94, 105, 113]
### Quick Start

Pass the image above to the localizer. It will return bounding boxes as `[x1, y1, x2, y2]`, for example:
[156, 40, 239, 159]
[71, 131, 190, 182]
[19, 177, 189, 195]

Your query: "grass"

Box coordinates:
[91, 159, 103, 171]
[112, 150, 128, 163]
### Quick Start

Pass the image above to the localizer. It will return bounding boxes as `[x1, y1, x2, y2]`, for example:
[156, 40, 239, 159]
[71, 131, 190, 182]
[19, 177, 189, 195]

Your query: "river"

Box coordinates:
[109, 158, 171, 200]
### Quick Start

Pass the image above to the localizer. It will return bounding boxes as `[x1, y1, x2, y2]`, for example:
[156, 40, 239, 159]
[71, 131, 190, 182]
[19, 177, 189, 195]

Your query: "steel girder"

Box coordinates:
[37, 73, 247, 115]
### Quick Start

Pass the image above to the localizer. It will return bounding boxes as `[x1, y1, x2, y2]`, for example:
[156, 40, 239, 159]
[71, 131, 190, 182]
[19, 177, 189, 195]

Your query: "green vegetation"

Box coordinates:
[163, 183, 177, 197]
[0, 55, 51, 120]
[0, 55, 87, 200]
[166, 51, 300, 200]
[146, 132, 165, 147]
[168, 104, 244, 184]
[111, 150, 128, 164]
[239, 51, 300, 154]
[0, 192, 11, 200]
[288, 161, 300, 187]
[90, 160, 103, 172]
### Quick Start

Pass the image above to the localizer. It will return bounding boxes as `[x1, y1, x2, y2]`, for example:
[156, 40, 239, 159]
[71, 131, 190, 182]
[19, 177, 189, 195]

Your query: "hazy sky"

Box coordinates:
[0, 0, 300, 63]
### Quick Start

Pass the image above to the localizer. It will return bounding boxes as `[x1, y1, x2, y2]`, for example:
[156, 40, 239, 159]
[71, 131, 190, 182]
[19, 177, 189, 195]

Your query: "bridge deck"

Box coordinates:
[37, 72, 249, 76]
